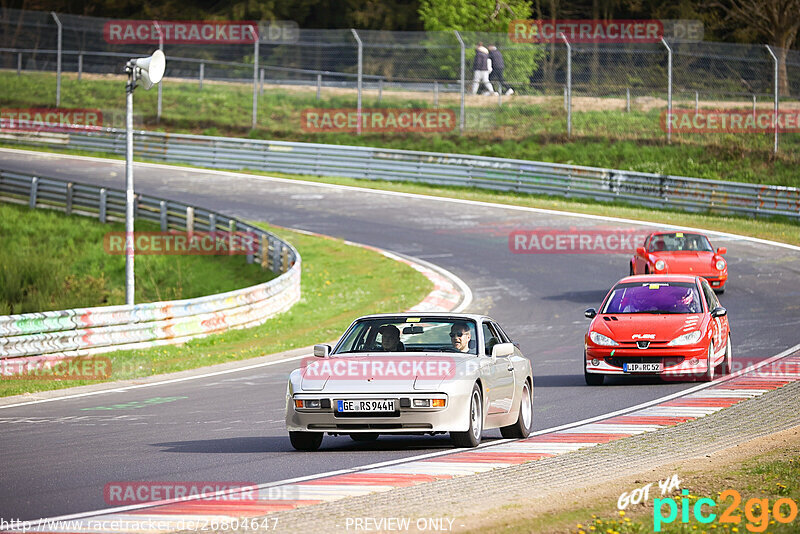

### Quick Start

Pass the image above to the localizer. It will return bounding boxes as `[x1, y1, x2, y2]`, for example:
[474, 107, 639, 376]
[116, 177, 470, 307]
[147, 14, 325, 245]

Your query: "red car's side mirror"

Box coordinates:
[717, 247, 727, 255]
[636, 247, 646, 256]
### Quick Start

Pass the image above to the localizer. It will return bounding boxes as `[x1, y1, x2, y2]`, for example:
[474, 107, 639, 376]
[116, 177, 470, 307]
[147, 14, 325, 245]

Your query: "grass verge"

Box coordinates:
[0, 202, 274, 315]
[0, 223, 433, 397]
[1, 71, 799, 186]
[459, 427, 800, 533]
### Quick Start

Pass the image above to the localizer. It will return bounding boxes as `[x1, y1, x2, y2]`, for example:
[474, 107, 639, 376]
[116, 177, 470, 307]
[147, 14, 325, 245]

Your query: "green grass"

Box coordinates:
[0, 223, 433, 397]
[2, 71, 799, 187]
[0, 202, 274, 315]
[460, 447, 800, 534]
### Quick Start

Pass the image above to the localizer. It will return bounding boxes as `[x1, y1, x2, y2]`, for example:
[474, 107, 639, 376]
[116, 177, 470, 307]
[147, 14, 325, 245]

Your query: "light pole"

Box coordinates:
[124, 49, 165, 305]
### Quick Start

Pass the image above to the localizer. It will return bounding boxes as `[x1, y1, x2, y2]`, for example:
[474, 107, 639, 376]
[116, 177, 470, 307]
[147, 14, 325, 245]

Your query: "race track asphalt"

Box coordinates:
[1, 149, 799, 521]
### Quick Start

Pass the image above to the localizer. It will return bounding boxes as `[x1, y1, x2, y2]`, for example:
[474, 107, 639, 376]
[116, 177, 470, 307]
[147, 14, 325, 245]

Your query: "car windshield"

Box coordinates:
[335, 317, 478, 355]
[602, 282, 703, 314]
[648, 233, 713, 252]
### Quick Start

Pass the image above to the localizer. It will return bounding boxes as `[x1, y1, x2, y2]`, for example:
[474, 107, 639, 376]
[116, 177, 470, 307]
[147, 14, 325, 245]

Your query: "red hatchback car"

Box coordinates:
[584, 275, 731, 385]
[630, 231, 728, 293]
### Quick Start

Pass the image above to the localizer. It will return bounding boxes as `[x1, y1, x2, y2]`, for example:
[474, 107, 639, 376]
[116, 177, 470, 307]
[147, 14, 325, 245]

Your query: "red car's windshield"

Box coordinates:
[602, 282, 703, 314]
[648, 233, 713, 252]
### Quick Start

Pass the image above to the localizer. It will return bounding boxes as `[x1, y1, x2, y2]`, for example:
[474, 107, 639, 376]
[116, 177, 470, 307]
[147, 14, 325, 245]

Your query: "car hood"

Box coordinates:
[300, 352, 471, 392]
[654, 251, 718, 273]
[593, 314, 704, 343]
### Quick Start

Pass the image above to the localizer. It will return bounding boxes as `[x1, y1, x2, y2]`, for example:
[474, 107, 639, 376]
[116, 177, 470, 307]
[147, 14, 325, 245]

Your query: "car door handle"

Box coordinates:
[507, 364, 514, 371]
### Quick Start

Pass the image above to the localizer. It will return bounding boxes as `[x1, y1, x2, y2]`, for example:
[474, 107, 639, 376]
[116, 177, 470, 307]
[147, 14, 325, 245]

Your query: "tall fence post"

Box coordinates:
[260, 68, 265, 95]
[378, 78, 383, 103]
[316, 74, 321, 100]
[251, 25, 259, 130]
[765, 45, 779, 155]
[199, 62, 204, 90]
[560, 33, 571, 138]
[51, 12, 62, 107]
[17, 52, 22, 76]
[351, 29, 363, 135]
[154, 22, 164, 123]
[99, 188, 107, 223]
[454, 30, 465, 135]
[626, 87, 630, 112]
[78, 53, 83, 81]
[661, 38, 672, 144]
[434, 80, 439, 108]
[159, 200, 168, 231]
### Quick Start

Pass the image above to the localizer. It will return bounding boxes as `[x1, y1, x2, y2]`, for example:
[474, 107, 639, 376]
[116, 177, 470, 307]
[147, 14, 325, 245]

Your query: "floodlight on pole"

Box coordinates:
[124, 49, 165, 306]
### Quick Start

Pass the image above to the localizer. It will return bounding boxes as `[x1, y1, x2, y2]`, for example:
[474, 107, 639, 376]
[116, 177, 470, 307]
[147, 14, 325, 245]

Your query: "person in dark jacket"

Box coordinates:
[471, 43, 496, 95]
[488, 45, 513, 95]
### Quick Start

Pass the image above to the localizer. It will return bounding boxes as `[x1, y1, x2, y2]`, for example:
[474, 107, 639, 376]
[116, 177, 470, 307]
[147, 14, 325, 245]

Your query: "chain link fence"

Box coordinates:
[1, 7, 799, 158]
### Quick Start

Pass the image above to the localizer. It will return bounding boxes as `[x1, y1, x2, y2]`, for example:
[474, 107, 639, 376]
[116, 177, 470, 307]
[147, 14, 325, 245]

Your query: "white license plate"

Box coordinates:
[337, 399, 396, 412]
[624, 362, 663, 373]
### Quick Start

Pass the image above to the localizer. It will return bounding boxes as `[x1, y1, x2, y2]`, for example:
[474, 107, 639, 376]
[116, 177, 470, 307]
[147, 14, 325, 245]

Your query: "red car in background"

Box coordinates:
[630, 231, 728, 293]
[584, 275, 731, 385]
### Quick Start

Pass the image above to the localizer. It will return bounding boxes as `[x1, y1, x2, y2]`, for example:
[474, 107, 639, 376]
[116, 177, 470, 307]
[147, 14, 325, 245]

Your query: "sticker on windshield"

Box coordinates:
[676, 232, 684, 237]
[406, 317, 421, 322]
[648, 283, 666, 289]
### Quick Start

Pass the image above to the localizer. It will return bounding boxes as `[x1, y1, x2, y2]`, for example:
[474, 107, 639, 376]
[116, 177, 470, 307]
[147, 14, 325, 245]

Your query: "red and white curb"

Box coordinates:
[15, 351, 800, 533]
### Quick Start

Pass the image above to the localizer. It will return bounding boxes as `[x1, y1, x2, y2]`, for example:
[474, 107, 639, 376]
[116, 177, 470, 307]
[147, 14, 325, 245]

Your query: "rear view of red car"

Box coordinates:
[584, 275, 731, 385]
[631, 232, 728, 293]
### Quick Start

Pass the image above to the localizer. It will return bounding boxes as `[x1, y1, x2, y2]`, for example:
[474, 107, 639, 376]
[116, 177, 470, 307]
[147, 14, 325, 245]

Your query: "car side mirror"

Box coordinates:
[584, 308, 597, 319]
[717, 247, 727, 255]
[491, 342, 515, 358]
[313, 344, 331, 358]
[711, 307, 727, 318]
[636, 247, 646, 256]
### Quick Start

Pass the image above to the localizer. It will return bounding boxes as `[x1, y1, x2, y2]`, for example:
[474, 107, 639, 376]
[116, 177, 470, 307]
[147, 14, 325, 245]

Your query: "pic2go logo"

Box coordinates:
[654, 489, 799, 532]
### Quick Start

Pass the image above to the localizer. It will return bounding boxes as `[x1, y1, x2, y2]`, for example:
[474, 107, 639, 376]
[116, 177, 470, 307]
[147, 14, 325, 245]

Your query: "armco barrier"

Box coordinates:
[0, 169, 301, 359]
[2, 127, 799, 219]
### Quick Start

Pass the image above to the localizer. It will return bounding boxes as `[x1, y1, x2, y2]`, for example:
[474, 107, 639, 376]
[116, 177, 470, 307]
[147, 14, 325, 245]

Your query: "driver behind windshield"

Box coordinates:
[449, 322, 472, 353]
[378, 324, 404, 351]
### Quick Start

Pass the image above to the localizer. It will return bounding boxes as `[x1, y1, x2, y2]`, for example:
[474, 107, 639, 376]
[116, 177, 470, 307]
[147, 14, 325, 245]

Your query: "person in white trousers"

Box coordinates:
[471, 43, 496, 95]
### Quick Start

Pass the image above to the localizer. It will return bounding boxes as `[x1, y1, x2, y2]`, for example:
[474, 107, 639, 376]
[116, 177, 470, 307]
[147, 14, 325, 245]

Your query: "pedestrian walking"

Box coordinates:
[488, 45, 513, 95]
[471, 43, 496, 95]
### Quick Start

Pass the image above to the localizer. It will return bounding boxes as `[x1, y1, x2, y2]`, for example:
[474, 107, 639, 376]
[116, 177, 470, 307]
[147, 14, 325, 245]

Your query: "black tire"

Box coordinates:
[500, 379, 533, 439]
[350, 433, 379, 442]
[645, 266, 650, 274]
[714, 288, 725, 295]
[703, 343, 715, 382]
[289, 431, 323, 451]
[585, 371, 604, 385]
[716, 335, 732, 375]
[451, 384, 483, 448]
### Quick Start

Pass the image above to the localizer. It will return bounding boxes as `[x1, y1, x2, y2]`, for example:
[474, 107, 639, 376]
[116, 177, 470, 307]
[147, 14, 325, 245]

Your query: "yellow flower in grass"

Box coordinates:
[618, 511, 625, 517]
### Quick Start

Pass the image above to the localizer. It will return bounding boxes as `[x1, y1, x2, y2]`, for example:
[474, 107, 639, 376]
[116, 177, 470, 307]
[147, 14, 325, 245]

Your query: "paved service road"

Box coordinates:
[1, 149, 799, 521]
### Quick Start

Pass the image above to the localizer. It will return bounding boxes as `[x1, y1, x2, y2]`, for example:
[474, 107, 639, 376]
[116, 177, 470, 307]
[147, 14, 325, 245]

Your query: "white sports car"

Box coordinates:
[285, 313, 534, 450]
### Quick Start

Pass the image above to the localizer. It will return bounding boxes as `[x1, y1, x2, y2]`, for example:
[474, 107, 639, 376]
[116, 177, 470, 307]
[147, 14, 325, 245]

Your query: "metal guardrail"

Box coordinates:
[0, 169, 301, 359]
[3, 127, 799, 220]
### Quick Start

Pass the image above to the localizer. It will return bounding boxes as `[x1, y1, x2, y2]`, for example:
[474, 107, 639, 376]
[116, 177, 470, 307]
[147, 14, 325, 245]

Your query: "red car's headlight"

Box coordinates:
[715, 259, 726, 271]
[589, 331, 619, 346]
[668, 330, 702, 346]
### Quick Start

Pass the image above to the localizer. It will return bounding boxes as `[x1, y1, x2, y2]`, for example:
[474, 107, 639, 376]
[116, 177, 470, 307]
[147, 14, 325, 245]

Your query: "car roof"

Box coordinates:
[615, 274, 699, 284]
[649, 230, 708, 237]
[354, 312, 493, 322]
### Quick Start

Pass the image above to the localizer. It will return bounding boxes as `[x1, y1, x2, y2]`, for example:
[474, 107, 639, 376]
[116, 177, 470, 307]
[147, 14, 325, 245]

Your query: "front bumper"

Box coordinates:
[285, 391, 470, 433]
[585, 345, 710, 377]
